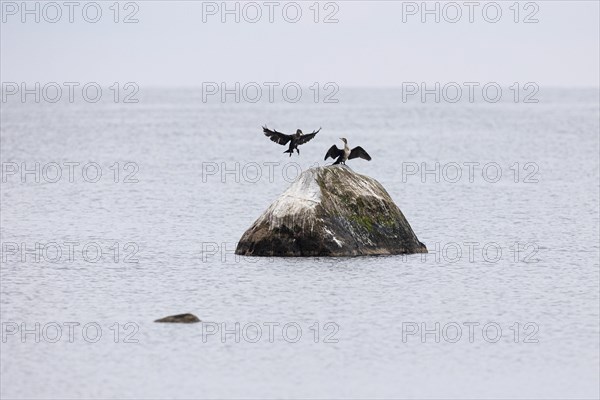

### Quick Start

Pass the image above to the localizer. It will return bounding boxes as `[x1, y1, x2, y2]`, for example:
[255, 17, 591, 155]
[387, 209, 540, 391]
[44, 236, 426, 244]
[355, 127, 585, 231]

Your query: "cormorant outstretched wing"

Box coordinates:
[296, 127, 321, 145]
[324, 145, 343, 161]
[263, 126, 291, 145]
[349, 146, 371, 161]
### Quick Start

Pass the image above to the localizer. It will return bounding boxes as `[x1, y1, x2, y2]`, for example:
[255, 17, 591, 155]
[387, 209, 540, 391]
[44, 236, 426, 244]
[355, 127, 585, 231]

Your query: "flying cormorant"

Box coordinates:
[324, 138, 372, 165]
[263, 126, 321, 156]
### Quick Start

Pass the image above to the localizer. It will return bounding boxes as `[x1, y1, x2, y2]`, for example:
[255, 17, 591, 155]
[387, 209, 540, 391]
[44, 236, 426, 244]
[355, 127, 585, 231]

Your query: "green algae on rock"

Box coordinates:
[235, 165, 427, 257]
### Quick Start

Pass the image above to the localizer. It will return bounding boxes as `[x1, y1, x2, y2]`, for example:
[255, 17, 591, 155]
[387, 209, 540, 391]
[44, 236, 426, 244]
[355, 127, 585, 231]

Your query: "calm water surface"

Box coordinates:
[1, 89, 599, 399]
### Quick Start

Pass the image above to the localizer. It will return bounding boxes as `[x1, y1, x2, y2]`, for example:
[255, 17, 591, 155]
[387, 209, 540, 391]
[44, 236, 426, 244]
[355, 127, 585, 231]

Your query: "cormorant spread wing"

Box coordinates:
[296, 127, 321, 145]
[324, 145, 343, 161]
[349, 146, 371, 161]
[263, 126, 291, 145]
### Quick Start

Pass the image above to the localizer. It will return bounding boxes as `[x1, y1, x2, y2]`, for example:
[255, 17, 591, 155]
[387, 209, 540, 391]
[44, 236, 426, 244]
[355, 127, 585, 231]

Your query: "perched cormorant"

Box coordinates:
[263, 126, 321, 156]
[324, 138, 372, 165]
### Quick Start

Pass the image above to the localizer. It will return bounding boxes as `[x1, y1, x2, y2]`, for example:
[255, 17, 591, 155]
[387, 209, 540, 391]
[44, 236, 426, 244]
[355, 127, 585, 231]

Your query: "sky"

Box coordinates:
[1, 0, 599, 88]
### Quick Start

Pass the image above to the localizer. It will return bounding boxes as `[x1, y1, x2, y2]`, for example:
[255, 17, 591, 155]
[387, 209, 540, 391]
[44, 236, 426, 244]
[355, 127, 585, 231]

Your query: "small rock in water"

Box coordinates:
[154, 313, 201, 323]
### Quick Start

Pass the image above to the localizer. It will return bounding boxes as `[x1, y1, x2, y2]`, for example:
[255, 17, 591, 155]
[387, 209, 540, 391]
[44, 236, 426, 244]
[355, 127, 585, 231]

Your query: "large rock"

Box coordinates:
[235, 165, 427, 257]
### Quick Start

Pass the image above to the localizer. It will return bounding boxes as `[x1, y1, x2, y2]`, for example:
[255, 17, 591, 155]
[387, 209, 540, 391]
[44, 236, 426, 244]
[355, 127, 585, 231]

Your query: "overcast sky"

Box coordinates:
[1, 1, 599, 87]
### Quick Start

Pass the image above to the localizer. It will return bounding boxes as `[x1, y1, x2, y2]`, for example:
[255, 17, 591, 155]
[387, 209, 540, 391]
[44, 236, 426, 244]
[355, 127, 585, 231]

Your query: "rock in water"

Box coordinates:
[154, 313, 201, 323]
[235, 165, 427, 257]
